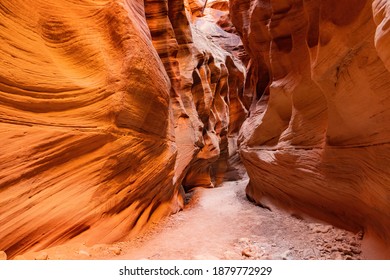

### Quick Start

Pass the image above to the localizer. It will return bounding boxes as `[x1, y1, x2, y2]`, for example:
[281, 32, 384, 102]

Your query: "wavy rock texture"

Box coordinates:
[0, 0, 245, 258]
[231, 0, 390, 250]
[188, 0, 246, 60]
[145, 0, 246, 189]
[186, 0, 249, 183]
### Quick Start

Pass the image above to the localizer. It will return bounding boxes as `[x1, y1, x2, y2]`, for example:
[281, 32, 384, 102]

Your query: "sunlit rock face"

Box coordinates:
[231, 0, 390, 247]
[185, 0, 249, 184]
[144, 0, 247, 189]
[0, 0, 245, 258]
[187, 0, 247, 61]
[0, 0, 181, 258]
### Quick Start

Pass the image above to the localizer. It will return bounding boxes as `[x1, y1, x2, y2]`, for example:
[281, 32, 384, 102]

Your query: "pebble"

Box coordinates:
[337, 246, 351, 255]
[309, 224, 333, 233]
[321, 248, 331, 254]
[335, 236, 344, 242]
[331, 247, 339, 252]
[350, 241, 358, 247]
[351, 247, 362, 254]
[344, 247, 353, 255]
[242, 248, 255, 258]
[109, 247, 122, 256]
[333, 252, 344, 260]
[0, 251, 7, 260]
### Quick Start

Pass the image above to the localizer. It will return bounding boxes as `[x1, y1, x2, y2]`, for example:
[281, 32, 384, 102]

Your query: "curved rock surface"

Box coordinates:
[231, 0, 390, 253]
[0, 0, 245, 258]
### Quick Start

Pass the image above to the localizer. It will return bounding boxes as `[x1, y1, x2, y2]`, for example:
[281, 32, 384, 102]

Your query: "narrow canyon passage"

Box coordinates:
[1, 0, 389, 260]
[15, 178, 363, 260]
[111, 179, 364, 260]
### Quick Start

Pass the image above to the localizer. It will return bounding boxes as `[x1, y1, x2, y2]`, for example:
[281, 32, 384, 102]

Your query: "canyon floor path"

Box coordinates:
[17, 178, 363, 260]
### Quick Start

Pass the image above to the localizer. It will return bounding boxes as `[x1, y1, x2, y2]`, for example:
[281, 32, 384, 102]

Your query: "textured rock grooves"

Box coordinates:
[0, 0, 246, 258]
[230, 0, 390, 257]
[1, 0, 389, 259]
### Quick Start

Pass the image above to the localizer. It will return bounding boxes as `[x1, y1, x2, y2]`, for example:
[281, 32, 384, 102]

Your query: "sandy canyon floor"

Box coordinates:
[15, 177, 365, 260]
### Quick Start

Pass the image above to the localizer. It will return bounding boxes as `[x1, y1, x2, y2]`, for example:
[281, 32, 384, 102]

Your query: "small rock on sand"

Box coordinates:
[332, 252, 344, 260]
[109, 247, 122, 256]
[241, 248, 255, 258]
[309, 224, 333, 233]
[0, 251, 7, 260]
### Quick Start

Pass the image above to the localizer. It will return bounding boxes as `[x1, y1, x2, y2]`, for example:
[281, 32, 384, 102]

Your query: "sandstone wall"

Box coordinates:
[0, 0, 245, 258]
[231, 0, 390, 247]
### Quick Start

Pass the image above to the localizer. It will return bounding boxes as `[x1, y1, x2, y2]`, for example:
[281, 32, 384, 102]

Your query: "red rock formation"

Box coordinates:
[0, 0, 183, 258]
[0, 0, 245, 258]
[185, 0, 249, 184]
[145, 0, 247, 190]
[231, 0, 390, 253]
[189, 0, 247, 61]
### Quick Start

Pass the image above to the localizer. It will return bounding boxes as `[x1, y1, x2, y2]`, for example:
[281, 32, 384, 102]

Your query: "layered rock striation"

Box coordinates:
[0, 0, 245, 258]
[231, 0, 390, 250]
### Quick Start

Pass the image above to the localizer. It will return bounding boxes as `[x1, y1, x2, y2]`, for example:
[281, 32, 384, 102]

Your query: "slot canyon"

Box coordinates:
[0, 0, 389, 260]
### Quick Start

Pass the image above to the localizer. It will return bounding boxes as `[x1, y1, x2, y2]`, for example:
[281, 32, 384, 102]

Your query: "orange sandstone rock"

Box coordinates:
[231, 0, 390, 249]
[0, 0, 246, 258]
[0, 0, 182, 258]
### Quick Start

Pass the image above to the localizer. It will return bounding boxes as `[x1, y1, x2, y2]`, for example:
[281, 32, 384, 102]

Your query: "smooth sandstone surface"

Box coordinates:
[1, 0, 389, 259]
[0, 0, 180, 258]
[0, 0, 245, 258]
[230, 0, 390, 250]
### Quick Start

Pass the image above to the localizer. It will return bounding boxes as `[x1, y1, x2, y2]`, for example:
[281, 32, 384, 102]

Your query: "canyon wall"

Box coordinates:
[231, 0, 390, 250]
[4, 0, 389, 260]
[0, 0, 245, 258]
